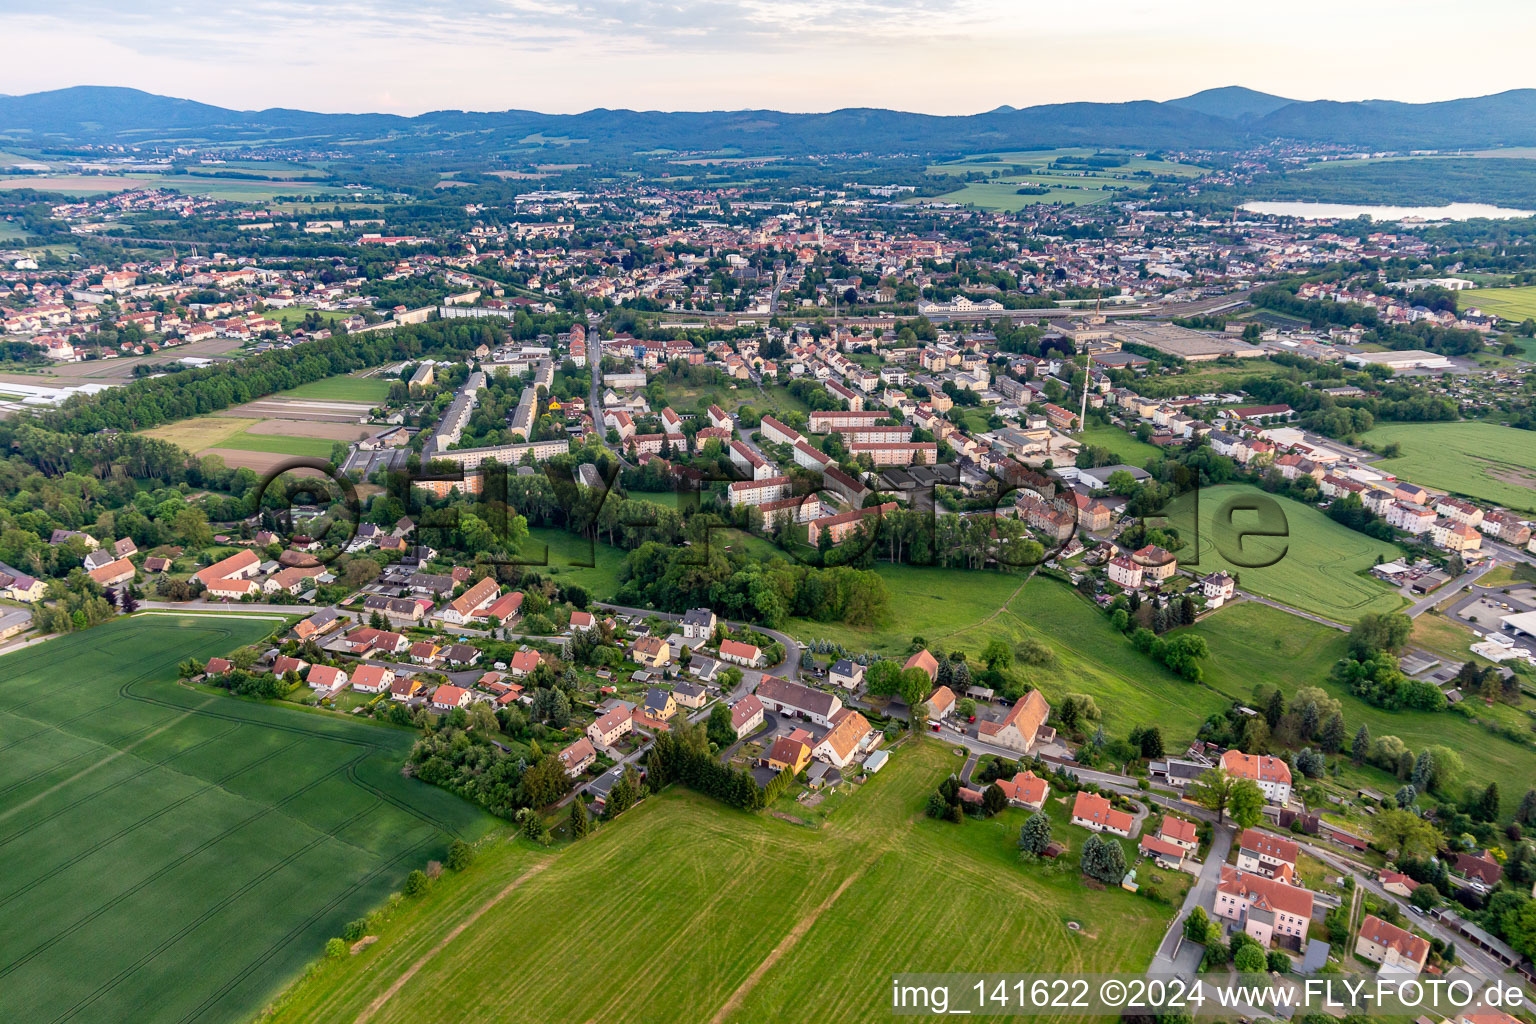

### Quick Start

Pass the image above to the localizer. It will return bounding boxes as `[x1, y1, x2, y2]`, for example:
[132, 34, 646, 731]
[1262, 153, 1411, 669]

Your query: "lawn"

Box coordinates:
[1192, 601, 1536, 800]
[1152, 484, 1405, 623]
[1362, 421, 1536, 511]
[1077, 422, 1164, 469]
[262, 741, 1174, 1024]
[280, 374, 391, 403]
[921, 180, 1118, 211]
[267, 307, 352, 329]
[0, 615, 489, 1024]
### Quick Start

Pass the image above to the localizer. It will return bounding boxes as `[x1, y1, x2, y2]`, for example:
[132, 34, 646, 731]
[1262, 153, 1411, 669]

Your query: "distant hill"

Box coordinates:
[4, 85, 1536, 158]
[1166, 86, 1296, 120]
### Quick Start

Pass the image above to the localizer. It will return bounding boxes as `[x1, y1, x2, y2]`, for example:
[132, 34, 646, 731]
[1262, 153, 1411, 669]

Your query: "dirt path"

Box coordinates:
[705, 854, 877, 1024]
[353, 859, 552, 1024]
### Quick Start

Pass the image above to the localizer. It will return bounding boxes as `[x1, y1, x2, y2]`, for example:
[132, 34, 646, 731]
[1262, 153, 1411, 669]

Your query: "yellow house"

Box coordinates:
[631, 636, 671, 668]
[764, 736, 811, 775]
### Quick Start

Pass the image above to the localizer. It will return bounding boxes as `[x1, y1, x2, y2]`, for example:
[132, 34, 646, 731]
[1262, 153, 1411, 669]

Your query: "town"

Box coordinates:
[4, 71, 1536, 1024]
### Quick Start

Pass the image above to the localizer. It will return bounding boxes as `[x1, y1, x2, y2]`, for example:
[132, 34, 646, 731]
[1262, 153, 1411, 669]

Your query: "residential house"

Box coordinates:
[1132, 544, 1177, 582]
[587, 705, 634, 747]
[763, 735, 812, 775]
[828, 658, 865, 690]
[672, 681, 707, 709]
[994, 770, 1049, 810]
[441, 577, 499, 625]
[1378, 871, 1420, 899]
[632, 636, 672, 668]
[925, 685, 957, 721]
[904, 649, 939, 683]
[429, 684, 471, 711]
[976, 689, 1052, 754]
[811, 708, 874, 769]
[193, 549, 261, 587]
[1107, 555, 1143, 590]
[389, 677, 421, 702]
[1355, 914, 1430, 974]
[306, 664, 348, 692]
[1221, 750, 1293, 805]
[680, 607, 716, 640]
[719, 638, 763, 667]
[508, 649, 541, 677]
[1070, 791, 1133, 837]
[87, 557, 136, 587]
[1235, 829, 1300, 881]
[1213, 866, 1314, 949]
[641, 687, 677, 720]
[1455, 851, 1503, 888]
[349, 664, 396, 694]
[557, 737, 598, 778]
[730, 694, 765, 738]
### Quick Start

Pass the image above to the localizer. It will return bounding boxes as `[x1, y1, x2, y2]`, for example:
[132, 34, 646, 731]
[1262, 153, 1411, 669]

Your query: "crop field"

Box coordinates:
[141, 414, 339, 460]
[0, 615, 489, 1024]
[263, 741, 1172, 1024]
[1363, 421, 1536, 511]
[1192, 602, 1536, 798]
[1153, 484, 1405, 622]
[921, 180, 1120, 210]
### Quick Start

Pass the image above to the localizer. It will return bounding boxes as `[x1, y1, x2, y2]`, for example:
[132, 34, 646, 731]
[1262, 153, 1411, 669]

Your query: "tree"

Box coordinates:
[1229, 779, 1265, 830]
[1184, 906, 1211, 943]
[1188, 768, 1237, 823]
[1264, 689, 1286, 728]
[1411, 750, 1436, 791]
[707, 702, 736, 747]
[1080, 832, 1127, 884]
[1410, 883, 1440, 911]
[1372, 807, 1441, 860]
[1136, 726, 1165, 760]
[325, 937, 347, 958]
[1395, 784, 1418, 808]
[981, 638, 1013, 671]
[446, 839, 474, 871]
[1348, 612, 1412, 658]
[1502, 898, 1536, 960]
[1476, 782, 1501, 823]
[982, 783, 1008, 817]
[521, 753, 572, 807]
[1352, 724, 1371, 765]
[1233, 944, 1266, 974]
[1019, 811, 1053, 855]
[404, 869, 429, 896]
[1519, 788, 1536, 826]
[568, 798, 591, 839]
[1319, 712, 1347, 753]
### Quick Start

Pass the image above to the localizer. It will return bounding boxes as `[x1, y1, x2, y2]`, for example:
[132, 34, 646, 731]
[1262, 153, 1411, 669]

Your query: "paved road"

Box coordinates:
[1404, 559, 1496, 618]
[1149, 824, 1233, 975]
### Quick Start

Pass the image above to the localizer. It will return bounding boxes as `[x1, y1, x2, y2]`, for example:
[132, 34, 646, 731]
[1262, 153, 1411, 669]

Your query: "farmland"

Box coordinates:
[1192, 601, 1536, 800]
[1153, 484, 1405, 622]
[1363, 421, 1536, 511]
[0, 615, 489, 1024]
[263, 741, 1172, 1024]
[917, 149, 1206, 210]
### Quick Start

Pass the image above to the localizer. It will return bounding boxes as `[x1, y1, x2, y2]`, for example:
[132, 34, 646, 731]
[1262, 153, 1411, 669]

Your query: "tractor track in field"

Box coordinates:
[0, 753, 371, 982]
[0, 721, 244, 847]
[0, 735, 303, 903]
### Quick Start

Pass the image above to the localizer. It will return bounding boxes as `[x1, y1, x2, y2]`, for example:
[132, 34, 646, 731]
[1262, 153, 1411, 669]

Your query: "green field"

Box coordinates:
[1363, 421, 1536, 511]
[790, 570, 1230, 740]
[267, 307, 352, 329]
[1153, 484, 1405, 622]
[0, 174, 350, 201]
[515, 526, 627, 600]
[280, 374, 391, 403]
[221, 432, 338, 457]
[1193, 602, 1536, 797]
[0, 615, 489, 1024]
[921, 180, 1119, 210]
[1077, 422, 1164, 468]
[263, 740, 1173, 1024]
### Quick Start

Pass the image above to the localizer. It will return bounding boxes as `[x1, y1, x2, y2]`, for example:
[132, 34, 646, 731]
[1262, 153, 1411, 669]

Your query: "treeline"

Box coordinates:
[1251, 283, 1485, 357]
[35, 318, 559, 436]
[646, 726, 791, 810]
[1240, 373, 1458, 437]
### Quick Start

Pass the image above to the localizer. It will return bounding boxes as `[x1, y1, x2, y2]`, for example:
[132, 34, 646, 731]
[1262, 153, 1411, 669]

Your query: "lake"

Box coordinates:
[1241, 201, 1534, 222]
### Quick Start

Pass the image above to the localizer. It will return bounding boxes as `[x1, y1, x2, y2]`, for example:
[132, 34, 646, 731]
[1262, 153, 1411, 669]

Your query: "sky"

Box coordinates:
[2, 0, 1534, 115]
